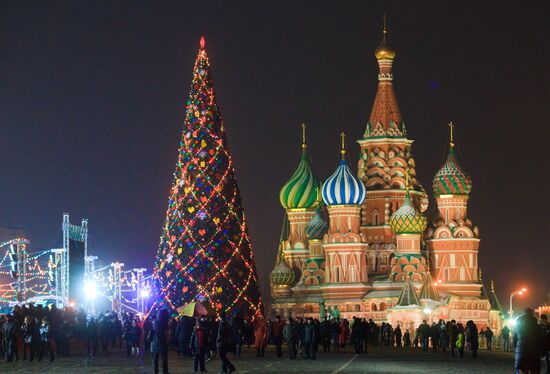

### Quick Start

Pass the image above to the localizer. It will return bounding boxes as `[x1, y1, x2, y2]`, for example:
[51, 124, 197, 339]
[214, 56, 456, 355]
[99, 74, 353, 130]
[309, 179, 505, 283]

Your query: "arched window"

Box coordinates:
[379, 302, 386, 311]
[371, 303, 377, 311]
[372, 209, 379, 226]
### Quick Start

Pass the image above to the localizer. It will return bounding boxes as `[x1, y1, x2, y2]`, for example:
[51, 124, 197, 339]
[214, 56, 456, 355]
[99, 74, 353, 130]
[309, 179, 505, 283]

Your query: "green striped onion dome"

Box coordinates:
[306, 208, 328, 240]
[270, 257, 295, 286]
[433, 147, 472, 196]
[280, 150, 320, 209]
[390, 191, 427, 234]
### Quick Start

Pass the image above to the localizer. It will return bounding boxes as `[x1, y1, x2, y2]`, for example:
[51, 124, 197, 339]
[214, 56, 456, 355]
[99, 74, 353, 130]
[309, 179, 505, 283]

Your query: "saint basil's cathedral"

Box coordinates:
[269, 20, 503, 331]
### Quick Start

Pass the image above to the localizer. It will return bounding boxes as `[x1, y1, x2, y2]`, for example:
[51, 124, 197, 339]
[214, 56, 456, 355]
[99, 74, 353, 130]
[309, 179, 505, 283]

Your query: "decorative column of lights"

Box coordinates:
[50, 248, 67, 307]
[133, 268, 148, 315]
[111, 262, 124, 314]
[152, 37, 263, 317]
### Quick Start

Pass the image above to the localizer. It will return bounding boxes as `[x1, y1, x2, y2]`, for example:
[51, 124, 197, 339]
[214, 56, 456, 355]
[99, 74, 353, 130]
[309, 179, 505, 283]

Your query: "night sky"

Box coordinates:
[1, 1, 549, 310]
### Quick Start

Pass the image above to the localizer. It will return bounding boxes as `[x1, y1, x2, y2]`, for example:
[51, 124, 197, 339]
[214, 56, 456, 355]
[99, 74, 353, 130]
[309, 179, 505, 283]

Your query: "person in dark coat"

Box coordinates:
[448, 320, 458, 358]
[207, 316, 218, 360]
[514, 308, 544, 374]
[123, 317, 133, 356]
[502, 325, 511, 352]
[319, 317, 331, 353]
[419, 320, 430, 352]
[394, 325, 402, 347]
[38, 317, 54, 362]
[438, 320, 448, 353]
[484, 327, 494, 351]
[21, 316, 38, 361]
[465, 320, 479, 358]
[283, 317, 298, 359]
[86, 317, 99, 357]
[430, 322, 440, 352]
[130, 319, 142, 356]
[303, 318, 317, 359]
[190, 321, 209, 373]
[150, 308, 170, 374]
[216, 311, 235, 374]
[2, 314, 18, 362]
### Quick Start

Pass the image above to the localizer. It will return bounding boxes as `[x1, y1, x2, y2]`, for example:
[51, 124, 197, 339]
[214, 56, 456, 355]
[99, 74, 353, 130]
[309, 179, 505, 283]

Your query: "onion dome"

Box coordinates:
[279, 124, 320, 209]
[322, 132, 367, 206]
[270, 213, 295, 286]
[375, 15, 396, 60]
[270, 257, 296, 286]
[433, 147, 472, 196]
[306, 208, 328, 240]
[390, 190, 427, 234]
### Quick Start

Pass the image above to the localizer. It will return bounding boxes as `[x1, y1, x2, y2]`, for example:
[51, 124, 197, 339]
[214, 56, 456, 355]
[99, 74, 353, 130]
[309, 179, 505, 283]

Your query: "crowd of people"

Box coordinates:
[1, 304, 549, 374]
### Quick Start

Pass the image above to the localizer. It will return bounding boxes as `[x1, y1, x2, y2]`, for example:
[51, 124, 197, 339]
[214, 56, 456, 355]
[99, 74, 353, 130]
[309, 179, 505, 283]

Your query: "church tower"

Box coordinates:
[279, 124, 321, 272]
[357, 16, 428, 275]
[425, 123, 481, 297]
[321, 133, 369, 300]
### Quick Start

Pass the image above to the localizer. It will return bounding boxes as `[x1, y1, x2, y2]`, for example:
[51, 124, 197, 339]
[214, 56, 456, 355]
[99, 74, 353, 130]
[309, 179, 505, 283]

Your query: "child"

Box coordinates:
[190, 321, 208, 373]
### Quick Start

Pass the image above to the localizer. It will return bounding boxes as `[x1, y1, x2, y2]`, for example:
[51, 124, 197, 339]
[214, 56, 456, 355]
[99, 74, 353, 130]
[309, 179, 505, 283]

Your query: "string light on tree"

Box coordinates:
[152, 36, 263, 317]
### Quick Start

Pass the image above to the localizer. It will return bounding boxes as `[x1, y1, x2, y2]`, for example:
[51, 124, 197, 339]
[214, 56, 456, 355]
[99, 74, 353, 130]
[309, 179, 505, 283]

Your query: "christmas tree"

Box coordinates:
[152, 37, 263, 317]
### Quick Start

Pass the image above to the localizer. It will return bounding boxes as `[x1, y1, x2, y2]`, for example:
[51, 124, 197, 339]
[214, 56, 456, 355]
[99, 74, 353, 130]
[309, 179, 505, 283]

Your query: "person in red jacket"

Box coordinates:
[271, 316, 285, 357]
[339, 319, 350, 348]
[254, 316, 268, 357]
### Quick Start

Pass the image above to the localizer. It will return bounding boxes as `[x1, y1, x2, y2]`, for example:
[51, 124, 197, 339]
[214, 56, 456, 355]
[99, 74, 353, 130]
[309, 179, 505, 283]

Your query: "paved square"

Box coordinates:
[0, 345, 516, 373]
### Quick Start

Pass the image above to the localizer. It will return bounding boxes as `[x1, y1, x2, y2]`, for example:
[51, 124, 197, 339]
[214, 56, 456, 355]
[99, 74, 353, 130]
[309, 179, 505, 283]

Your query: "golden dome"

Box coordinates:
[375, 15, 396, 60]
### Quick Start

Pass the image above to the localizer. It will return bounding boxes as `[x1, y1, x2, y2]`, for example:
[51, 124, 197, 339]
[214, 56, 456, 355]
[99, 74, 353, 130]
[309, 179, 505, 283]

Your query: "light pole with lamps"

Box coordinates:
[509, 287, 527, 318]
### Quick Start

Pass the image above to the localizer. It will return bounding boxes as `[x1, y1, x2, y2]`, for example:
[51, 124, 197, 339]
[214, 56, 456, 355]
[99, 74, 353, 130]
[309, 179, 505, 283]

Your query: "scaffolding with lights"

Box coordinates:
[0, 214, 152, 315]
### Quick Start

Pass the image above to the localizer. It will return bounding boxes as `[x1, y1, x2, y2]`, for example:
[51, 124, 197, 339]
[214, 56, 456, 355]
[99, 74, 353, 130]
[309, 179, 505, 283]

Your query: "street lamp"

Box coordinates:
[509, 287, 527, 318]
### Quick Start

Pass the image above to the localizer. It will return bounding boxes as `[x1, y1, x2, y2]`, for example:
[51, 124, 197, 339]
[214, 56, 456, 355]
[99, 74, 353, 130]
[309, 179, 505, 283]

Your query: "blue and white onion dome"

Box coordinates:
[322, 158, 366, 206]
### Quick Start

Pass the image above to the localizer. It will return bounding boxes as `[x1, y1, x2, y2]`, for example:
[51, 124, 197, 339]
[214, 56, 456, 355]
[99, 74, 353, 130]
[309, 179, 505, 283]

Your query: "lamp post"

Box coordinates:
[509, 288, 527, 319]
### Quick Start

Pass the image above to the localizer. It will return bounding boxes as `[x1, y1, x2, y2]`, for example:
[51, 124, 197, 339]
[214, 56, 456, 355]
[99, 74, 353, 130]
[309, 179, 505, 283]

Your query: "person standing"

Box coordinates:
[514, 308, 543, 374]
[465, 320, 479, 358]
[456, 323, 465, 359]
[38, 317, 54, 362]
[253, 316, 267, 358]
[319, 317, 330, 353]
[404, 329, 411, 347]
[419, 320, 430, 352]
[430, 322, 439, 352]
[86, 317, 99, 357]
[21, 316, 38, 361]
[190, 321, 209, 373]
[439, 320, 448, 353]
[501, 325, 511, 352]
[283, 317, 297, 360]
[150, 309, 170, 374]
[394, 325, 402, 347]
[216, 311, 235, 374]
[130, 319, 142, 356]
[484, 327, 494, 351]
[2, 314, 18, 362]
[449, 320, 458, 358]
[539, 314, 550, 374]
[304, 318, 317, 359]
[271, 316, 284, 358]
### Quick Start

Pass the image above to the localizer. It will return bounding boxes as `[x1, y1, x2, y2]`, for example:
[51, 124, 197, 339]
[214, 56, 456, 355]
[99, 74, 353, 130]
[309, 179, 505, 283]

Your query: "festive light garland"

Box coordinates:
[151, 37, 263, 318]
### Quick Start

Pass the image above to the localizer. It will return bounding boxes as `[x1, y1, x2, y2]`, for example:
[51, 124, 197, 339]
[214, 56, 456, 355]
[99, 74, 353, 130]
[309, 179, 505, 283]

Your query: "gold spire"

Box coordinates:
[448, 121, 455, 149]
[340, 131, 346, 159]
[314, 186, 322, 207]
[375, 14, 396, 60]
[301, 122, 307, 150]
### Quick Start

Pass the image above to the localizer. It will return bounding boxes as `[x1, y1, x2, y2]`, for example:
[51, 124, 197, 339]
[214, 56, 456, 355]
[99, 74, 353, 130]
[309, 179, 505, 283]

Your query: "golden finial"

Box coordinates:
[340, 131, 346, 159]
[375, 14, 396, 60]
[315, 187, 322, 207]
[301, 122, 307, 150]
[448, 121, 455, 149]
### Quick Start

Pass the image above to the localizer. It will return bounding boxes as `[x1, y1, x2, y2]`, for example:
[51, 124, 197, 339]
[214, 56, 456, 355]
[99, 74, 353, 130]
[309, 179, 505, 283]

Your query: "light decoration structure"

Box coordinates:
[151, 36, 263, 317]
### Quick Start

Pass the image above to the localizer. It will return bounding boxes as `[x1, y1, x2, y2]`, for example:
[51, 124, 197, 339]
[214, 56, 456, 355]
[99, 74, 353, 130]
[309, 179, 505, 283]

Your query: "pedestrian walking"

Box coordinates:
[485, 327, 494, 351]
[216, 311, 235, 374]
[150, 309, 170, 374]
[514, 308, 544, 374]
